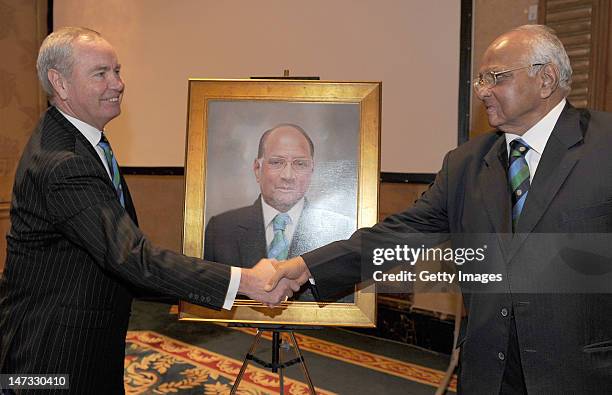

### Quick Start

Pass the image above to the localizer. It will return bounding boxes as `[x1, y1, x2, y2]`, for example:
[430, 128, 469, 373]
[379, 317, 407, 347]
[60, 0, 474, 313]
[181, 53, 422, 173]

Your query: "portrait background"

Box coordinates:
[204, 101, 359, 222]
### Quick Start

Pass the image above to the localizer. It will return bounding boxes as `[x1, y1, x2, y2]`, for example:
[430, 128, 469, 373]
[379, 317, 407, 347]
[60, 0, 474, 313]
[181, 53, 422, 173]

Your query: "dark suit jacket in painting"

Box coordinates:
[302, 104, 612, 393]
[0, 107, 231, 394]
[204, 197, 355, 300]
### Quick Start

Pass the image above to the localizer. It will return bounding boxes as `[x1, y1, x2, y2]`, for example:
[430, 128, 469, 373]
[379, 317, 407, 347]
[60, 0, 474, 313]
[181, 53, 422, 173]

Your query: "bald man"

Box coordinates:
[204, 124, 355, 300]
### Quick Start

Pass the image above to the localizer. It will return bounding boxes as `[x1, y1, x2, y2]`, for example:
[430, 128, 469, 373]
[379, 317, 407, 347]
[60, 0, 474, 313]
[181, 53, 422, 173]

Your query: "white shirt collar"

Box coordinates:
[505, 98, 566, 155]
[261, 197, 305, 229]
[56, 107, 104, 147]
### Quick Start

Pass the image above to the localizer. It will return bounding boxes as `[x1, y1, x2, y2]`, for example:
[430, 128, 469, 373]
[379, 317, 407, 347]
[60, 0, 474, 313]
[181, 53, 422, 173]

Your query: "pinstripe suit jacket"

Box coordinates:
[0, 107, 231, 394]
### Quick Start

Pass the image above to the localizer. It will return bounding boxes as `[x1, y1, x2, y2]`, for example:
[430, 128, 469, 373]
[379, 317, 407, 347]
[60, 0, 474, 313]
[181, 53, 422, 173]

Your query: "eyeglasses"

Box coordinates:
[260, 157, 313, 173]
[473, 63, 548, 91]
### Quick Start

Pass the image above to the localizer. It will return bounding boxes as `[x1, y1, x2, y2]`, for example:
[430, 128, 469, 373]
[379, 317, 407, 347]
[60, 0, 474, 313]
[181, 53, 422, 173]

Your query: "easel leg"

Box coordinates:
[272, 331, 283, 395]
[231, 330, 263, 395]
[288, 332, 316, 395]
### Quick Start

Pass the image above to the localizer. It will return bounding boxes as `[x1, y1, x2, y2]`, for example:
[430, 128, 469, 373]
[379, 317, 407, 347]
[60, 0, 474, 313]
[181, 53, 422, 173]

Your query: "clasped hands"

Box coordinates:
[238, 257, 312, 306]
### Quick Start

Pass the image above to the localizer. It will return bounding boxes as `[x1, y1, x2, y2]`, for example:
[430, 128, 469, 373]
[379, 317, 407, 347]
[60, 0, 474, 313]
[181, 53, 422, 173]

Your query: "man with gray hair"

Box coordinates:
[266, 24, 612, 393]
[0, 27, 299, 393]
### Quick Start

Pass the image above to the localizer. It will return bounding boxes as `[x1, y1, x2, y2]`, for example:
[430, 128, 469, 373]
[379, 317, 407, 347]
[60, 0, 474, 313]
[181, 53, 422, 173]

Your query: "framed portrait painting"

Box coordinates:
[179, 79, 381, 327]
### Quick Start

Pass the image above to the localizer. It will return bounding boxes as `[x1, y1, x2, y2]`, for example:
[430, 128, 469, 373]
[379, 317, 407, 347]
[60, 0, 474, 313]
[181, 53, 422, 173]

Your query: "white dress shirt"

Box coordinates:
[56, 107, 240, 309]
[261, 197, 305, 248]
[261, 197, 316, 285]
[504, 98, 566, 181]
[57, 109, 112, 179]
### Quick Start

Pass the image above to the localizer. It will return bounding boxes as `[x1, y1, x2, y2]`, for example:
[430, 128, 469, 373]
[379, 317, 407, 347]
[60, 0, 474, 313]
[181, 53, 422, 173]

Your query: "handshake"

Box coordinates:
[237, 257, 312, 306]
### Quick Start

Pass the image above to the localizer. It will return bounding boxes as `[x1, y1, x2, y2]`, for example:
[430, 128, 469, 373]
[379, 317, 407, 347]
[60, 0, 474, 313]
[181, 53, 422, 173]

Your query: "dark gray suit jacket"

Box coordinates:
[204, 197, 355, 300]
[303, 104, 612, 393]
[204, 197, 355, 267]
[0, 107, 231, 394]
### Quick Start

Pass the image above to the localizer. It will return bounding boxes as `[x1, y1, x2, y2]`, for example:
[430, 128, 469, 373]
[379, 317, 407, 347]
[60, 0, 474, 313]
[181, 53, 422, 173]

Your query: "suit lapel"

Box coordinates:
[50, 107, 110, 178]
[479, 134, 513, 256]
[49, 107, 139, 224]
[75, 137, 139, 223]
[509, 104, 585, 258]
[120, 175, 139, 225]
[237, 198, 268, 265]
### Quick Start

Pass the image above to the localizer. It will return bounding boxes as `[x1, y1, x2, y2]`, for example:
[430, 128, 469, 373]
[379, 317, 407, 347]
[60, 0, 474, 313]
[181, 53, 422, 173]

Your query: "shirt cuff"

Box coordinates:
[222, 267, 241, 310]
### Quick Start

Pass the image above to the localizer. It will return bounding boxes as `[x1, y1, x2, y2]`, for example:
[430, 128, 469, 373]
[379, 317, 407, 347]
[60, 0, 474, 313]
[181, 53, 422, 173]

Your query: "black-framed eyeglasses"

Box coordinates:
[473, 63, 548, 91]
[259, 157, 313, 173]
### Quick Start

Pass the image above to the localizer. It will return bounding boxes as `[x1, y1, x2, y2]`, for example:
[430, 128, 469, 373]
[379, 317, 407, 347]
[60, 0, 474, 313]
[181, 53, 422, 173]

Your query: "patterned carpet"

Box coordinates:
[230, 327, 457, 392]
[124, 331, 335, 394]
[124, 330, 456, 394]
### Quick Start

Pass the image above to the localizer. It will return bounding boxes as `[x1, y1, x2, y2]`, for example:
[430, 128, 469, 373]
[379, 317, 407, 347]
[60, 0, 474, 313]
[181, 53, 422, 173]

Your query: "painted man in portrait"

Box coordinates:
[204, 123, 355, 300]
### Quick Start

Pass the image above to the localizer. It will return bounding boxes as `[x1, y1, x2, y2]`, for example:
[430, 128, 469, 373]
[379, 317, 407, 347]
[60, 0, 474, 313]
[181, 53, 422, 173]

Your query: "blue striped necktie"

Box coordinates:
[267, 213, 291, 260]
[508, 139, 531, 231]
[98, 133, 125, 207]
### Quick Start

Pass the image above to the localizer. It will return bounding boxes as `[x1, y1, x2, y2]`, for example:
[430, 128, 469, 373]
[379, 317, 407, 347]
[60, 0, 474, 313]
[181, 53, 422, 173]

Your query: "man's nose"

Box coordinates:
[280, 162, 296, 179]
[474, 83, 491, 100]
[110, 73, 124, 91]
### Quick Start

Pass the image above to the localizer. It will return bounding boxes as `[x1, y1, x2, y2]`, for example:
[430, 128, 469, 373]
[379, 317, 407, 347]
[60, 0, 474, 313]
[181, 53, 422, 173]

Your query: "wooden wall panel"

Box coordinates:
[0, 203, 9, 272]
[0, 0, 47, 203]
[124, 175, 185, 253]
[379, 182, 429, 221]
[607, 8, 612, 112]
[0, 0, 47, 273]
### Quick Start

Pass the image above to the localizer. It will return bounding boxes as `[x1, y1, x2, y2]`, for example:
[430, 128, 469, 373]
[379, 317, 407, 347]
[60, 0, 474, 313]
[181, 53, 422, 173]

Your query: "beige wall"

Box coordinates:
[54, 0, 460, 174]
[470, 0, 540, 137]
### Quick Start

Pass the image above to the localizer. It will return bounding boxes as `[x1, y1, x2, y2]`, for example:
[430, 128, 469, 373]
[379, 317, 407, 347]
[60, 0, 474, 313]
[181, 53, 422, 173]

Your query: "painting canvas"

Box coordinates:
[180, 79, 380, 327]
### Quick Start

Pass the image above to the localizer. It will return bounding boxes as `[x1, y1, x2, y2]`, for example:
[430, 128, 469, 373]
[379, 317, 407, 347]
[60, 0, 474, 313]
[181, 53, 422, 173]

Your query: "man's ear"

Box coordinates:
[48, 69, 70, 101]
[540, 63, 559, 99]
[253, 159, 262, 183]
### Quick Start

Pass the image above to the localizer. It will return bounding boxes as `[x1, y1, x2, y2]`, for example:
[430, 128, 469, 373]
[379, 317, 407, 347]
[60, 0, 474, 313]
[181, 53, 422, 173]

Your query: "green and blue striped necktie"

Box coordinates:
[98, 133, 125, 207]
[508, 138, 531, 231]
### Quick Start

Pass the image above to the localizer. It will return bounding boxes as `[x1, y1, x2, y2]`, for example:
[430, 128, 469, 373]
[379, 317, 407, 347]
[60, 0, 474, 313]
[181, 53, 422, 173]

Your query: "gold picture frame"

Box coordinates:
[179, 79, 381, 327]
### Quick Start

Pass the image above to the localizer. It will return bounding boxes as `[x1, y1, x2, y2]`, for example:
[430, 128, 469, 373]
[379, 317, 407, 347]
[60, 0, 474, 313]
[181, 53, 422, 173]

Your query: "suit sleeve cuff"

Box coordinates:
[222, 267, 241, 310]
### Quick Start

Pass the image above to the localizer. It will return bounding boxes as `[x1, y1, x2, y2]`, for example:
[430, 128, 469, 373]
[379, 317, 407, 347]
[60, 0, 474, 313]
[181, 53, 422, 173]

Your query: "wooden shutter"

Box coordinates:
[539, 0, 610, 109]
